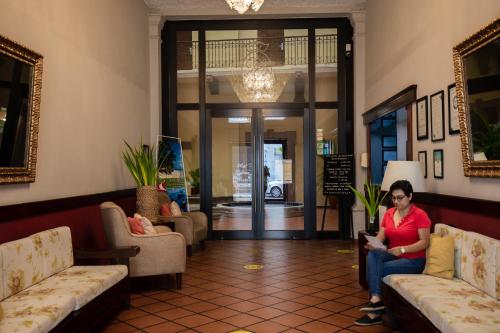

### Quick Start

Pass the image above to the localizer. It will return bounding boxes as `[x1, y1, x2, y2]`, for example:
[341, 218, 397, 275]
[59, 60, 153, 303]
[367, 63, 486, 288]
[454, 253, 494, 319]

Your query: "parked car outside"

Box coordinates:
[265, 180, 283, 198]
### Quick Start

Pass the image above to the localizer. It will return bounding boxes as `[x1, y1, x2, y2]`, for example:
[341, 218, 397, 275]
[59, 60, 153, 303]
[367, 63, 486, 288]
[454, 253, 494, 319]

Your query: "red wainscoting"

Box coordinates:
[0, 190, 136, 249]
[413, 193, 500, 240]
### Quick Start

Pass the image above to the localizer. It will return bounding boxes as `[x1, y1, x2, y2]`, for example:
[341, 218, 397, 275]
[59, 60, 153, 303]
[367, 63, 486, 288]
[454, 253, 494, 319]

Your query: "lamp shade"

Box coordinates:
[380, 161, 427, 192]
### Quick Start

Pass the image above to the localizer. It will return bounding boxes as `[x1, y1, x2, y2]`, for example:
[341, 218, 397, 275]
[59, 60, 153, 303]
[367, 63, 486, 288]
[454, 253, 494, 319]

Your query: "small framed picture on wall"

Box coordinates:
[431, 91, 445, 142]
[418, 151, 427, 178]
[416, 96, 428, 140]
[433, 149, 444, 179]
[448, 84, 460, 134]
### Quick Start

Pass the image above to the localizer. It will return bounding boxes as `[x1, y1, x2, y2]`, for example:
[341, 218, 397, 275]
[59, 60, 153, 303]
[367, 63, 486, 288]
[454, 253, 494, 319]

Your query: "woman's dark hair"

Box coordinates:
[389, 180, 413, 197]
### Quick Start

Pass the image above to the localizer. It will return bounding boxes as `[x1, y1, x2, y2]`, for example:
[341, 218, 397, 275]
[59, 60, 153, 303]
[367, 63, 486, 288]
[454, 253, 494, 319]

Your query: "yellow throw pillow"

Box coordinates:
[424, 234, 455, 279]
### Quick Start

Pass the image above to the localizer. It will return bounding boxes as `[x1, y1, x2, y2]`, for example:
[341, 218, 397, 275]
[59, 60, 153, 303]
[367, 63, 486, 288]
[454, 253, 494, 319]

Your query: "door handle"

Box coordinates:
[258, 135, 266, 217]
[253, 135, 256, 214]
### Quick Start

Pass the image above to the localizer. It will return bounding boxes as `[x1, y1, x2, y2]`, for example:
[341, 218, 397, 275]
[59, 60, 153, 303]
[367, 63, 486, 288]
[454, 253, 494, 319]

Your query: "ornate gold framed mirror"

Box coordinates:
[0, 34, 43, 184]
[453, 18, 500, 177]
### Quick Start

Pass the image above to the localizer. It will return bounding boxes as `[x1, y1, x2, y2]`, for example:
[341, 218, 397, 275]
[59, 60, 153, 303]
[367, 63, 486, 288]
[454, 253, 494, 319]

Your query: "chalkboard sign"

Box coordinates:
[323, 154, 354, 195]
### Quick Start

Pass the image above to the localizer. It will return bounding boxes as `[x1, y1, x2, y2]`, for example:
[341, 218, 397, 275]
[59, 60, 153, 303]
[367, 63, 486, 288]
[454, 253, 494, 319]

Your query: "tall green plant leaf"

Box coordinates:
[122, 140, 160, 186]
[348, 183, 388, 218]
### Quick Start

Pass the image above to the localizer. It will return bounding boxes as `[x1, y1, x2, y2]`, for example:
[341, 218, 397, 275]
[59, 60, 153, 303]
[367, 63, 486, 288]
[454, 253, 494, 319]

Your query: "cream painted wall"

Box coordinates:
[366, 0, 500, 201]
[0, 0, 150, 205]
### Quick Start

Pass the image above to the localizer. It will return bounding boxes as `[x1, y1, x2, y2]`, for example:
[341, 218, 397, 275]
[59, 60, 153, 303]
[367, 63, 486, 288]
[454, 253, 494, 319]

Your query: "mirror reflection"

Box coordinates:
[0, 53, 33, 167]
[454, 19, 500, 177]
[0, 34, 42, 184]
[464, 37, 500, 161]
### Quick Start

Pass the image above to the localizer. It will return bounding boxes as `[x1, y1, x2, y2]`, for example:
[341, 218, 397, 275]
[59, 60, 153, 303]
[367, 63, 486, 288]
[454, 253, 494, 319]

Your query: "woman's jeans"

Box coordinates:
[367, 249, 426, 297]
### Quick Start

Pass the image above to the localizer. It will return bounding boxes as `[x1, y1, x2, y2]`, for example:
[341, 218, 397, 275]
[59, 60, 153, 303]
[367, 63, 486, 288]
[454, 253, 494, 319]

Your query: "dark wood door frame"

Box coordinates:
[162, 18, 354, 240]
[363, 85, 417, 182]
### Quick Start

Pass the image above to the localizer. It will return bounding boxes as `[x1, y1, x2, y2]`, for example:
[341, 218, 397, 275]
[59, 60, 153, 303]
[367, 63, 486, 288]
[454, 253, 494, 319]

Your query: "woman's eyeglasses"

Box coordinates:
[391, 195, 407, 201]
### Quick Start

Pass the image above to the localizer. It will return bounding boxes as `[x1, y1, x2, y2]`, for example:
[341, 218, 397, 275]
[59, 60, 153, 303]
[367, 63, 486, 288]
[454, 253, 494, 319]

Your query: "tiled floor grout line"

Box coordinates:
[103, 240, 399, 333]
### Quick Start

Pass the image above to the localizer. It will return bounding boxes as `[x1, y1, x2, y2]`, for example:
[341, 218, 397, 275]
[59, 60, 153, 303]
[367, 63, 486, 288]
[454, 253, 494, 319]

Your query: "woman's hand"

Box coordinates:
[364, 243, 376, 251]
[388, 246, 403, 256]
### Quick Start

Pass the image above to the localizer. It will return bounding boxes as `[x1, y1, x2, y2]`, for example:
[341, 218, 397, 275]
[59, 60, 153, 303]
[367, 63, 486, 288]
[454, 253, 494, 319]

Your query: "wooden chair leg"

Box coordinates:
[176, 273, 182, 289]
[122, 278, 131, 309]
[200, 240, 205, 250]
[187, 245, 192, 257]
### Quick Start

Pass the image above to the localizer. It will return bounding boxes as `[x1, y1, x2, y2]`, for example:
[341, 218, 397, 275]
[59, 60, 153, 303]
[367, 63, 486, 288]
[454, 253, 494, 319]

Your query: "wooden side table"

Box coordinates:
[358, 230, 374, 289]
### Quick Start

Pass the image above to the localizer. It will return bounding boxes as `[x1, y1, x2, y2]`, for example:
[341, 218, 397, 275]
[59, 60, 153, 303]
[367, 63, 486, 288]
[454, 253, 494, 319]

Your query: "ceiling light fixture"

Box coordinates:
[230, 41, 288, 103]
[225, 0, 265, 14]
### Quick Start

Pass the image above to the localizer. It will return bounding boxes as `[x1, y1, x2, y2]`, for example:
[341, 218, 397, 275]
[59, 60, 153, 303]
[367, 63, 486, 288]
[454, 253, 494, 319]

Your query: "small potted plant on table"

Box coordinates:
[348, 183, 387, 232]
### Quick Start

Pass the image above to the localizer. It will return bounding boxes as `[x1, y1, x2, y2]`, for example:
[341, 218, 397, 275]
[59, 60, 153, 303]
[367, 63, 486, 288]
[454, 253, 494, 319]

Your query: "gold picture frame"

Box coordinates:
[0, 34, 43, 184]
[452, 18, 500, 177]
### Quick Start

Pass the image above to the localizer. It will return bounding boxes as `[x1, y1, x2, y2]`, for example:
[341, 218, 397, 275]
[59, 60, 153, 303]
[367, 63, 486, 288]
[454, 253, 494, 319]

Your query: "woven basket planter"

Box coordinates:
[136, 186, 159, 222]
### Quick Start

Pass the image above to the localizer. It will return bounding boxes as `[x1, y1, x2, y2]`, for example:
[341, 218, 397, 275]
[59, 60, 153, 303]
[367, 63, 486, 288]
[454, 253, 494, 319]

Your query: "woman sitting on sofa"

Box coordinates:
[355, 179, 431, 326]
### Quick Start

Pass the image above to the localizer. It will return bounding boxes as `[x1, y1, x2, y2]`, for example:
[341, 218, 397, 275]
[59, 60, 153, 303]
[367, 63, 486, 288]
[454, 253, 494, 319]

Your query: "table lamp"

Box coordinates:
[381, 160, 427, 192]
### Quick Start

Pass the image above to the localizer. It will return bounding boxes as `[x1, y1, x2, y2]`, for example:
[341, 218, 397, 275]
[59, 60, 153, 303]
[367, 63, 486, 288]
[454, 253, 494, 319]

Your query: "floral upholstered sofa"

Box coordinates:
[382, 223, 500, 333]
[0, 226, 137, 333]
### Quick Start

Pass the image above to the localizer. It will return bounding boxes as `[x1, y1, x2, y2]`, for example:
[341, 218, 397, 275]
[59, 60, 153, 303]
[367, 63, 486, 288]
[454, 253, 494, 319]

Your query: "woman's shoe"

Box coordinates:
[360, 300, 385, 311]
[354, 314, 383, 326]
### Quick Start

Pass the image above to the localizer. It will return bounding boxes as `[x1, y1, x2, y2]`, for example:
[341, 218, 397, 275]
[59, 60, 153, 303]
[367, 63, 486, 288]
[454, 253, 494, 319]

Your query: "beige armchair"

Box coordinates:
[158, 193, 208, 256]
[100, 201, 186, 288]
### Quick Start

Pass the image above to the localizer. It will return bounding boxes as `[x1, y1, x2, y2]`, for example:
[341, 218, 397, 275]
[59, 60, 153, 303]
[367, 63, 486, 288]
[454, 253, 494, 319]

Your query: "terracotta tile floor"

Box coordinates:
[101, 240, 400, 333]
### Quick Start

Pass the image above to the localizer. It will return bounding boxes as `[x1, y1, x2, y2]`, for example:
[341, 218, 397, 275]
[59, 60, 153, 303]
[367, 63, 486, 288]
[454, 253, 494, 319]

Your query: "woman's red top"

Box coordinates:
[381, 204, 431, 259]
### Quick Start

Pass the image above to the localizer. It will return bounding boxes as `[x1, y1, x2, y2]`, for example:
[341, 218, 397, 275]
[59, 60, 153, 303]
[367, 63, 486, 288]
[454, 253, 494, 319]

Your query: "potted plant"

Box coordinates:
[122, 140, 162, 222]
[187, 168, 200, 195]
[348, 183, 388, 232]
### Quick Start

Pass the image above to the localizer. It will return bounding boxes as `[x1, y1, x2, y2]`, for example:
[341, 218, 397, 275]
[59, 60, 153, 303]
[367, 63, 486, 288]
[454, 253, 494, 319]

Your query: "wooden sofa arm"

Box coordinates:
[74, 246, 140, 270]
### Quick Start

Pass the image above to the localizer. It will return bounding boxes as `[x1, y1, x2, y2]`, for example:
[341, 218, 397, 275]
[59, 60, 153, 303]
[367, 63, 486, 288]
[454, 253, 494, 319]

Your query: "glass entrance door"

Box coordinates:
[262, 109, 304, 239]
[209, 108, 305, 239]
[210, 109, 254, 238]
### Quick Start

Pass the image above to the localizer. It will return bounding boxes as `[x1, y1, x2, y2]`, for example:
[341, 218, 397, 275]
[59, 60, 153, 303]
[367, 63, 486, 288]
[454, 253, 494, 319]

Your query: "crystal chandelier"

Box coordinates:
[225, 0, 265, 14]
[229, 42, 288, 103]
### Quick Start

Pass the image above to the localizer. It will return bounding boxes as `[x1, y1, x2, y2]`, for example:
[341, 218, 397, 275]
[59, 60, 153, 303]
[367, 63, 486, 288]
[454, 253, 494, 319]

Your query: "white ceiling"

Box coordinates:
[143, 0, 366, 17]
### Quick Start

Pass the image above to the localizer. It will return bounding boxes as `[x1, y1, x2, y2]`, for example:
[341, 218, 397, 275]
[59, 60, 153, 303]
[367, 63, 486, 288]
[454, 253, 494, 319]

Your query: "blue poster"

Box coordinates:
[157, 136, 189, 212]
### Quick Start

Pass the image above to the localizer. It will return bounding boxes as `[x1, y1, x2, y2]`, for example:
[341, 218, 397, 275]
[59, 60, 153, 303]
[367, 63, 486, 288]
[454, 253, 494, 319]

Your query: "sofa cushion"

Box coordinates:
[435, 224, 464, 278]
[128, 216, 145, 234]
[140, 216, 157, 234]
[0, 236, 44, 300]
[419, 295, 500, 333]
[383, 274, 498, 332]
[160, 202, 173, 217]
[383, 274, 487, 310]
[27, 265, 128, 310]
[424, 234, 455, 279]
[31, 227, 74, 279]
[170, 201, 182, 217]
[0, 247, 3, 300]
[0, 292, 75, 333]
[461, 231, 498, 299]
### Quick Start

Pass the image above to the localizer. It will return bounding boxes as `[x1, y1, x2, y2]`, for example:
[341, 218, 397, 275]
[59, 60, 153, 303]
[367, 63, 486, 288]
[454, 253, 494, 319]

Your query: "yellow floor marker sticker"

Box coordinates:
[230, 330, 253, 333]
[244, 264, 263, 270]
[352, 264, 359, 269]
[337, 249, 354, 254]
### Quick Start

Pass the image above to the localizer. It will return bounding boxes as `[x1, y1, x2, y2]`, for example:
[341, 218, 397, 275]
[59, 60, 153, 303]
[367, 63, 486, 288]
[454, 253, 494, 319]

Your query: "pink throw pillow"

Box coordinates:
[140, 216, 156, 234]
[127, 217, 144, 234]
[160, 202, 172, 217]
[170, 201, 182, 217]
